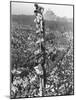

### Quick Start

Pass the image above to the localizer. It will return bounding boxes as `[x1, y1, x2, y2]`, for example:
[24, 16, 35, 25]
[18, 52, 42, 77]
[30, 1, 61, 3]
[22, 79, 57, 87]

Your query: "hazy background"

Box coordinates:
[11, 2, 73, 18]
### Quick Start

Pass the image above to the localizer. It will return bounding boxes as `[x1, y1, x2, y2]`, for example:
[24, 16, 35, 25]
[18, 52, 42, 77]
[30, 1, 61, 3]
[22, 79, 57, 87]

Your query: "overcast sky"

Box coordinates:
[11, 2, 73, 18]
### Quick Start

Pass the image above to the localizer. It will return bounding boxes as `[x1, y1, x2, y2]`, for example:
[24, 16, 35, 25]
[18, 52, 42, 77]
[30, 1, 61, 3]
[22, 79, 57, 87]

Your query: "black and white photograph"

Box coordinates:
[10, 1, 74, 99]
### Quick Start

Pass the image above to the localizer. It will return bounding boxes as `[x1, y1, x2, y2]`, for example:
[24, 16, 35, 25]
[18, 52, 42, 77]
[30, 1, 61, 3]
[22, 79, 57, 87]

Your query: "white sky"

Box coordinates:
[11, 2, 73, 18]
